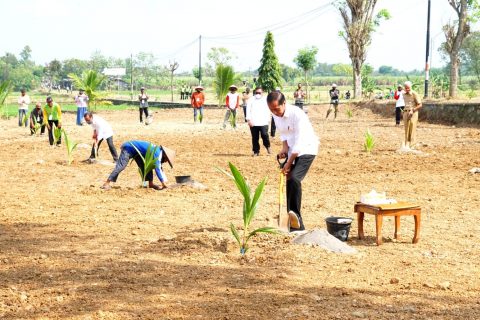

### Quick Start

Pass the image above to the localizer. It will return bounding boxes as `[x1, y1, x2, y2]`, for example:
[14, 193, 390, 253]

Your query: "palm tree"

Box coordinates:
[213, 64, 236, 106]
[68, 70, 106, 110]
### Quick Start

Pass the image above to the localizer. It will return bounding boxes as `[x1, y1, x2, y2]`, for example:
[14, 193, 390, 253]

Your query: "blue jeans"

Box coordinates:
[76, 107, 87, 125]
[193, 106, 204, 122]
[18, 109, 28, 127]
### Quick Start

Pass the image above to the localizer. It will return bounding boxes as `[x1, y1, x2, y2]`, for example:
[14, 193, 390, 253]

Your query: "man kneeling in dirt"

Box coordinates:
[101, 140, 175, 190]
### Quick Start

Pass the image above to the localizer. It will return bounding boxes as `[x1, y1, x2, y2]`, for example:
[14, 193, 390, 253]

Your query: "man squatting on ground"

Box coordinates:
[191, 86, 205, 123]
[326, 84, 340, 119]
[267, 91, 319, 231]
[246, 87, 271, 156]
[101, 140, 175, 191]
[18, 89, 31, 127]
[402, 81, 422, 149]
[84, 112, 118, 162]
[138, 87, 149, 123]
[43, 96, 62, 146]
[30, 102, 45, 135]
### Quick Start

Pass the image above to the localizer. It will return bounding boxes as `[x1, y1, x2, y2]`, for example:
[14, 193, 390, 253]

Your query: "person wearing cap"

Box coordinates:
[43, 97, 62, 146]
[74, 89, 89, 126]
[246, 87, 271, 156]
[402, 81, 422, 149]
[293, 83, 306, 110]
[267, 91, 319, 232]
[223, 85, 240, 129]
[101, 140, 174, 191]
[394, 85, 405, 126]
[18, 89, 31, 127]
[138, 87, 149, 123]
[191, 86, 205, 123]
[29, 102, 45, 135]
[326, 84, 340, 119]
[83, 112, 118, 162]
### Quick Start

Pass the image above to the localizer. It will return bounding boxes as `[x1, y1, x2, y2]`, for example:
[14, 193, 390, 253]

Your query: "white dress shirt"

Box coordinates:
[272, 104, 319, 157]
[90, 115, 114, 141]
[246, 96, 270, 126]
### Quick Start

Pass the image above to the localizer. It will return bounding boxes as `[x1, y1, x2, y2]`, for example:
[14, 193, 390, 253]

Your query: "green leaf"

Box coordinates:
[246, 227, 278, 242]
[228, 162, 251, 222]
[230, 223, 241, 245]
[246, 177, 267, 227]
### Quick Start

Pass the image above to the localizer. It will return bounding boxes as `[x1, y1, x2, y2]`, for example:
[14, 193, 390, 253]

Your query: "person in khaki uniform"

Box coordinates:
[402, 81, 422, 149]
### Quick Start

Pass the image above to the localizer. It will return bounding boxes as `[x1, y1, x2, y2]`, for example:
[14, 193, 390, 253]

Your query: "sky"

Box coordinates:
[0, 0, 472, 73]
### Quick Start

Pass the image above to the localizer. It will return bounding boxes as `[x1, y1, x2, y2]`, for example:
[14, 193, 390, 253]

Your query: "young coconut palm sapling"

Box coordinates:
[130, 142, 159, 187]
[218, 162, 277, 255]
[62, 130, 78, 165]
[364, 129, 375, 153]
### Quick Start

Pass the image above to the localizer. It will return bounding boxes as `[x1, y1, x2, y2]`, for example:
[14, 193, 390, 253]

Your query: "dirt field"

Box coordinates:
[1, 105, 479, 319]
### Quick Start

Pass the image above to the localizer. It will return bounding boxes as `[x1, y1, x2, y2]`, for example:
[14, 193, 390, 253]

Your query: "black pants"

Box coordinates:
[295, 102, 304, 110]
[286, 154, 316, 229]
[242, 105, 247, 122]
[270, 116, 276, 137]
[90, 136, 119, 161]
[139, 108, 149, 122]
[395, 107, 404, 125]
[47, 120, 61, 145]
[250, 125, 270, 153]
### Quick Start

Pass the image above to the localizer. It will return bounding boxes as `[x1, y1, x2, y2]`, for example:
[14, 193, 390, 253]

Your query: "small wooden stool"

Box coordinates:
[354, 202, 421, 245]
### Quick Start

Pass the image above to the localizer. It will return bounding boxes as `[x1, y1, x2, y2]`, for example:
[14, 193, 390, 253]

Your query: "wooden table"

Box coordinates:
[354, 202, 421, 245]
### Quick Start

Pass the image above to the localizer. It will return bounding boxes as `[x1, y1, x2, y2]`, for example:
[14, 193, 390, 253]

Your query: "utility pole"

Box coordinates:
[130, 53, 134, 101]
[424, 0, 431, 98]
[199, 35, 202, 85]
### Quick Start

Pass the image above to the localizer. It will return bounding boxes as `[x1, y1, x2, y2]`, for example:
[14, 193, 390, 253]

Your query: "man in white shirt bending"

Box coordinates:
[246, 87, 271, 156]
[267, 91, 319, 232]
[18, 89, 31, 127]
[83, 112, 118, 163]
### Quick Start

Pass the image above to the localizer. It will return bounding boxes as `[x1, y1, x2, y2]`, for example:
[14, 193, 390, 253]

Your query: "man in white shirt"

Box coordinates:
[246, 87, 271, 156]
[84, 112, 118, 163]
[75, 89, 89, 126]
[18, 89, 31, 127]
[394, 85, 405, 126]
[267, 91, 319, 232]
[223, 85, 240, 129]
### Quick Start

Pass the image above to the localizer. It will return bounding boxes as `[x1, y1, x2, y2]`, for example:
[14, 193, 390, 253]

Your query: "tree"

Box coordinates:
[207, 47, 235, 67]
[442, 0, 480, 97]
[257, 31, 282, 93]
[19, 46, 32, 63]
[280, 64, 300, 83]
[332, 63, 353, 76]
[192, 67, 201, 81]
[461, 31, 480, 82]
[213, 64, 236, 106]
[167, 61, 179, 102]
[68, 70, 106, 110]
[337, 0, 390, 98]
[294, 46, 318, 102]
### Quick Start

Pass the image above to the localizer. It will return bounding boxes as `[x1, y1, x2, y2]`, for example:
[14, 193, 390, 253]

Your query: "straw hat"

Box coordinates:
[229, 85, 238, 90]
[195, 85, 204, 90]
[161, 146, 175, 168]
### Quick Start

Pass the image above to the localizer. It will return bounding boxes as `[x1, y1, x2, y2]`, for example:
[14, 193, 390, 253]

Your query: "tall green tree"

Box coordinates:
[214, 64, 236, 106]
[337, 0, 390, 98]
[19, 46, 32, 63]
[461, 31, 480, 82]
[294, 46, 318, 101]
[68, 70, 106, 110]
[442, 0, 480, 97]
[257, 31, 282, 92]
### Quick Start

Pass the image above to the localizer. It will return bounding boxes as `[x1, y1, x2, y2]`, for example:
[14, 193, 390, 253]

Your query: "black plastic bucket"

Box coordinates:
[325, 217, 353, 242]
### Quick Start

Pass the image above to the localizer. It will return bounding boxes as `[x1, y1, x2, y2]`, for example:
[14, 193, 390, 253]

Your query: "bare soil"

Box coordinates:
[1, 105, 479, 319]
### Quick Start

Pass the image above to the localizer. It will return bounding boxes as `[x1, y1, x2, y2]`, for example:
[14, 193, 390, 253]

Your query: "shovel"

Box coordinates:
[277, 155, 290, 233]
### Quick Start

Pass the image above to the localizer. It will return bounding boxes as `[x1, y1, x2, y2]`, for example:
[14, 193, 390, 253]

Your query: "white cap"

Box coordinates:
[332, 83, 337, 87]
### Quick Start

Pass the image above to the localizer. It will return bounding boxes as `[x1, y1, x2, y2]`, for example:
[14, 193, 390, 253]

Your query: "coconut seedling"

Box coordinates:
[346, 108, 353, 118]
[52, 123, 62, 145]
[62, 130, 78, 165]
[364, 129, 375, 153]
[229, 112, 236, 128]
[218, 162, 277, 255]
[21, 113, 28, 126]
[130, 142, 159, 187]
[31, 118, 41, 135]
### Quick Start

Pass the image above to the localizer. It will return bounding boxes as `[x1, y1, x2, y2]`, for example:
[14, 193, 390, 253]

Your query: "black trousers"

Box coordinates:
[286, 154, 316, 229]
[395, 106, 404, 125]
[139, 108, 149, 122]
[250, 125, 270, 153]
[90, 136, 119, 161]
[270, 116, 276, 137]
[47, 120, 61, 145]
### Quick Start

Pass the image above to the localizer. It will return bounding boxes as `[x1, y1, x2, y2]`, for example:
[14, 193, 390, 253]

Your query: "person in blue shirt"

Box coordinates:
[101, 140, 175, 190]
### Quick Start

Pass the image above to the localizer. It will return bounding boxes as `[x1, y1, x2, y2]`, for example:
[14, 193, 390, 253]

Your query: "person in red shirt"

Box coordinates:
[191, 86, 205, 123]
